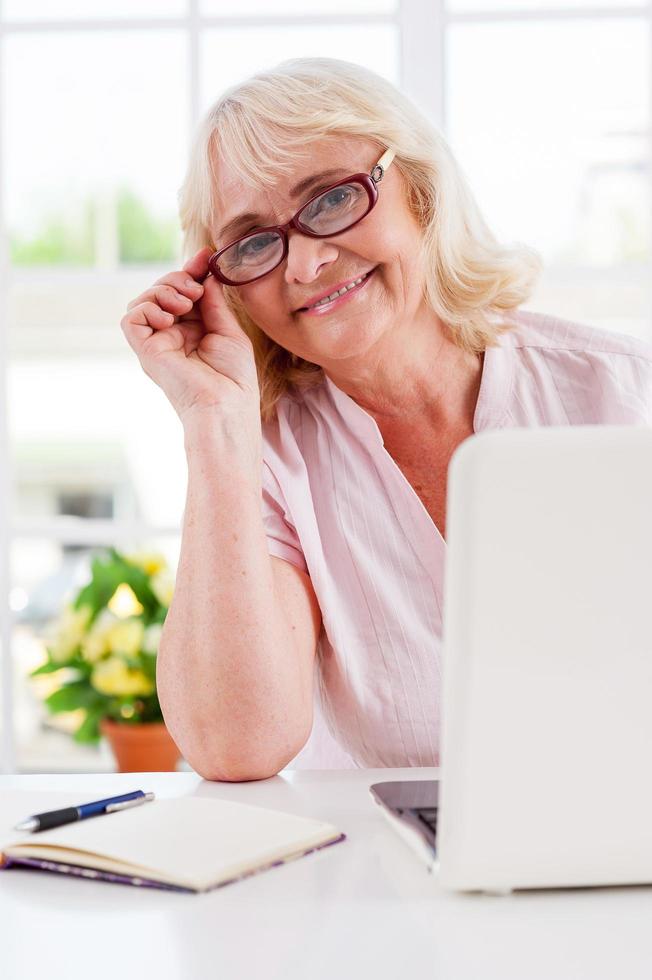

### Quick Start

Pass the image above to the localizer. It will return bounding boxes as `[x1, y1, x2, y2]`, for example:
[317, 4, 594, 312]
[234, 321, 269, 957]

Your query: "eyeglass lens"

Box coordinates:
[217, 180, 370, 283]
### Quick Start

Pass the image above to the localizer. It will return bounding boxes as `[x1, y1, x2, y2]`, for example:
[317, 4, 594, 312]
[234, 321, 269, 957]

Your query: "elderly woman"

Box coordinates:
[121, 58, 652, 779]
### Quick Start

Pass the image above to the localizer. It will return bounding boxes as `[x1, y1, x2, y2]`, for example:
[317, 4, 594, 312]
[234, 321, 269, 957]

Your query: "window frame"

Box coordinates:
[1, 0, 650, 772]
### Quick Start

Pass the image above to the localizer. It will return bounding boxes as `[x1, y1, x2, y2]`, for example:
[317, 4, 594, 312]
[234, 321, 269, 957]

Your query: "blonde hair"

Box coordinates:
[178, 57, 542, 422]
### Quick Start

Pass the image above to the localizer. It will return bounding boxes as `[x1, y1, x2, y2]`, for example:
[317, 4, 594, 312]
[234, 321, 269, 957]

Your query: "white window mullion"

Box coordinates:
[0, 17, 187, 33]
[649, 1, 652, 336]
[0, 4, 17, 775]
[399, 0, 446, 129]
[189, 0, 201, 131]
[12, 518, 181, 545]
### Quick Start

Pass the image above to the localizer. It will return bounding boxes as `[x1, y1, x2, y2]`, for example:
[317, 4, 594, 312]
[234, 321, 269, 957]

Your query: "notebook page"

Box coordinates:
[2, 795, 342, 890]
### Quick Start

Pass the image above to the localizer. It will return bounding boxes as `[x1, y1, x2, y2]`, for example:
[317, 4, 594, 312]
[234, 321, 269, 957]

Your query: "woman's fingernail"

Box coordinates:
[185, 278, 199, 288]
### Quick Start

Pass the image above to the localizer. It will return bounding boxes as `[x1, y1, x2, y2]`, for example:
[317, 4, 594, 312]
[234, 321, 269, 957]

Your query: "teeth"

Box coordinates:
[309, 273, 367, 309]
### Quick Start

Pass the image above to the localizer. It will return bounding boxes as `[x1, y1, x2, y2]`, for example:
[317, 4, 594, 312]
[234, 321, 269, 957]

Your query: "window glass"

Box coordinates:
[3, 31, 188, 268]
[200, 24, 400, 112]
[446, 17, 650, 269]
[527, 268, 651, 342]
[8, 357, 188, 527]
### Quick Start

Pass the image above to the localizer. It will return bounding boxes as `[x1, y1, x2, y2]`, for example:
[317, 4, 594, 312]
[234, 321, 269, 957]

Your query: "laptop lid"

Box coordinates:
[437, 425, 652, 891]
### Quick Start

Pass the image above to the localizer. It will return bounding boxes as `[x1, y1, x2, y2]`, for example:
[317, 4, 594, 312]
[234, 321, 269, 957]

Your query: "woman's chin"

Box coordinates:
[305, 321, 387, 364]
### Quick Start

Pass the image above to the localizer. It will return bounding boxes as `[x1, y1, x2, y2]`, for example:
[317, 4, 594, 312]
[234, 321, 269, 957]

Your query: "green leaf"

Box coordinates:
[72, 548, 163, 620]
[150, 607, 168, 626]
[140, 656, 157, 683]
[31, 659, 70, 676]
[44, 681, 99, 714]
[113, 562, 159, 614]
[67, 652, 93, 679]
[74, 561, 118, 614]
[73, 705, 105, 744]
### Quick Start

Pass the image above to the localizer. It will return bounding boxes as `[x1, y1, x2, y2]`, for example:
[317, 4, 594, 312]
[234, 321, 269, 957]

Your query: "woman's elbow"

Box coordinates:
[193, 759, 282, 782]
[184, 738, 308, 783]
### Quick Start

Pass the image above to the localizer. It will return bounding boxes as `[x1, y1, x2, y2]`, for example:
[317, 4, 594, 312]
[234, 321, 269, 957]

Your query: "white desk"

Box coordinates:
[2, 768, 651, 980]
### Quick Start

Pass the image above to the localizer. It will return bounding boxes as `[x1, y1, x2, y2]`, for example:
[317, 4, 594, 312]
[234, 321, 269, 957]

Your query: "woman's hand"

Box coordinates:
[120, 246, 260, 431]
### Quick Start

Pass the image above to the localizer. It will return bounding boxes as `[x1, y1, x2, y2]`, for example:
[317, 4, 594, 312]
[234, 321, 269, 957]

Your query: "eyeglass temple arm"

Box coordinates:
[371, 148, 396, 182]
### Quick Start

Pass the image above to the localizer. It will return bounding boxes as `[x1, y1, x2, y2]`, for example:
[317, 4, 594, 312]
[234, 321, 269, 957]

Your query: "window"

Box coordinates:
[0, 1, 402, 772]
[446, 9, 650, 338]
[1, 1, 650, 772]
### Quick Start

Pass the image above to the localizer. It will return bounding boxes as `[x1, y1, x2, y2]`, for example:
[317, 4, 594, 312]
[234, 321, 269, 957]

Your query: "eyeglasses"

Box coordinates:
[208, 148, 395, 286]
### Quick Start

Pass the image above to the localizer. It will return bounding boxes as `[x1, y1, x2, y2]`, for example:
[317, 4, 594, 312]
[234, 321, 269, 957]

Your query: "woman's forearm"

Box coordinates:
[157, 424, 313, 781]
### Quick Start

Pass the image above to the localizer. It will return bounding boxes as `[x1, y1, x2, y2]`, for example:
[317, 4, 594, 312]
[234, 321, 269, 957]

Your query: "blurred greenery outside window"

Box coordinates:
[3, 8, 651, 773]
[9, 188, 181, 266]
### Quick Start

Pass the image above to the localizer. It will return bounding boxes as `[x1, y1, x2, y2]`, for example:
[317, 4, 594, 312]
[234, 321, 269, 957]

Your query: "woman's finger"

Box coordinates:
[182, 245, 213, 283]
[198, 271, 250, 341]
[153, 269, 205, 300]
[120, 301, 174, 351]
[127, 283, 196, 315]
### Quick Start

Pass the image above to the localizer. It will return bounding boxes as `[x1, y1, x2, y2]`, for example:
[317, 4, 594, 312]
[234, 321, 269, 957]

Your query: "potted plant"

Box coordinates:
[31, 546, 181, 772]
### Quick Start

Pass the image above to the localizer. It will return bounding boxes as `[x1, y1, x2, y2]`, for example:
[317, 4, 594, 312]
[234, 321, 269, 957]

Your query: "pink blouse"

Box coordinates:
[259, 309, 652, 769]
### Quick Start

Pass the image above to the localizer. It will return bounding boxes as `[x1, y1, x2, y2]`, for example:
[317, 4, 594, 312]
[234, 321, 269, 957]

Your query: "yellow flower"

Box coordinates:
[81, 614, 145, 664]
[150, 569, 174, 607]
[91, 657, 155, 697]
[124, 550, 167, 577]
[81, 630, 108, 664]
[106, 618, 145, 657]
[80, 609, 117, 664]
[107, 583, 144, 619]
[47, 604, 93, 663]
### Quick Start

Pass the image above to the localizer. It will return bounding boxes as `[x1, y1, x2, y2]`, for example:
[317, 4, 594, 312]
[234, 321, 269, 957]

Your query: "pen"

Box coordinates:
[13, 790, 156, 833]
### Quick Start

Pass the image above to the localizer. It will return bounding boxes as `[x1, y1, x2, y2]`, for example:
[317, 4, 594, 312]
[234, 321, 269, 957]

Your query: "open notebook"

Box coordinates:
[0, 790, 345, 893]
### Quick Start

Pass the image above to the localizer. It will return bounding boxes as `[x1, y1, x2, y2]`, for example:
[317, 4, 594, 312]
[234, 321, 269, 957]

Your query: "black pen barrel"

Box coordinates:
[32, 806, 79, 832]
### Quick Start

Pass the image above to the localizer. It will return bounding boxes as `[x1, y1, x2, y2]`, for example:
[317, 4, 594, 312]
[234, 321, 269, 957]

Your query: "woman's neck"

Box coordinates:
[322, 313, 484, 433]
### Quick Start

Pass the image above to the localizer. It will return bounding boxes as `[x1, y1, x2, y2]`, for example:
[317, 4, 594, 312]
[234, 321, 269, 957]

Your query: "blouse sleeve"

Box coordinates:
[261, 460, 309, 574]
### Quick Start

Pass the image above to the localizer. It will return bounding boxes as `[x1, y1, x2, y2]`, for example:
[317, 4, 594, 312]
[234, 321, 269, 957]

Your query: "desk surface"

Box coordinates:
[2, 768, 651, 980]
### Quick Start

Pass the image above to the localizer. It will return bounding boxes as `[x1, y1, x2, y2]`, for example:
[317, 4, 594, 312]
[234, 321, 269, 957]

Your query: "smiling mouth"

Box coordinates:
[296, 269, 376, 313]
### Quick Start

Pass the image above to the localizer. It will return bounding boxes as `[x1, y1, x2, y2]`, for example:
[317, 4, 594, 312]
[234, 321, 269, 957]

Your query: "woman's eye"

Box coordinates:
[317, 187, 351, 211]
[238, 234, 275, 256]
[325, 188, 349, 207]
[303, 185, 355, 222]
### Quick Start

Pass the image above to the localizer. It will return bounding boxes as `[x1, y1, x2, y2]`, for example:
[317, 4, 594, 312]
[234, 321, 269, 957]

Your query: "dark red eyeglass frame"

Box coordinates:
[208, 149, 395, 286]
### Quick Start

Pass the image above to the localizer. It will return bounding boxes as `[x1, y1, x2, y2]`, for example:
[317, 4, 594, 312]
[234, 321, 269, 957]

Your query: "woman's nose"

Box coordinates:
[283, 229, 339, 285]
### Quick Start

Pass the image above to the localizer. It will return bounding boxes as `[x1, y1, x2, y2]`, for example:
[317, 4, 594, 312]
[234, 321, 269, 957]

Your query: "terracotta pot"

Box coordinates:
[100, 718, 182, 773]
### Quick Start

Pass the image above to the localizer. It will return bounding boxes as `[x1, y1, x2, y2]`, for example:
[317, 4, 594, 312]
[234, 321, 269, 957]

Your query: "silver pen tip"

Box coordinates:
[14, 818, 38, 832]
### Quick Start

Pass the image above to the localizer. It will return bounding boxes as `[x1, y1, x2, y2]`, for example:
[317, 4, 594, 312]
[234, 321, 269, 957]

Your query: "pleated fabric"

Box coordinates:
[259, 309, 652, 768]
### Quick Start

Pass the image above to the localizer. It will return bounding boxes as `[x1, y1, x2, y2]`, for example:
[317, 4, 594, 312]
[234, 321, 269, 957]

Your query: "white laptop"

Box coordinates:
[370, 425, 652, 892]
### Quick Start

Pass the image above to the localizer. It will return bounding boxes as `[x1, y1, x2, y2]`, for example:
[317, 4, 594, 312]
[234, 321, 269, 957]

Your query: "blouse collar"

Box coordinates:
[322, 321, 517, 441]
